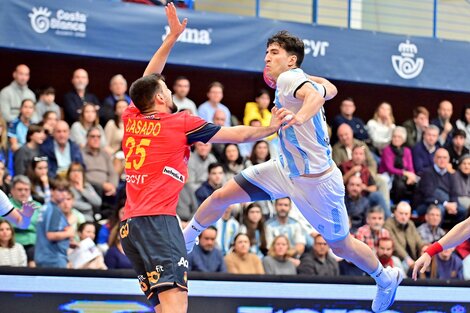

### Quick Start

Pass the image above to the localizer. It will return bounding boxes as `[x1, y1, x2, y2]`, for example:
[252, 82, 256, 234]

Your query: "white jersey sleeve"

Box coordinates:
[277, 69, 326, 100]
[0, 189, 13, 217]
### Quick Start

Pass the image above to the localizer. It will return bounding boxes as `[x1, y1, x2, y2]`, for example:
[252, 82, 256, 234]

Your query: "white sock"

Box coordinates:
[369, 262, 392, 287]
[183, 218, 206, 243]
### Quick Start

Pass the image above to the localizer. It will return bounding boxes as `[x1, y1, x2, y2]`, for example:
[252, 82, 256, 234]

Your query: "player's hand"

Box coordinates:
[165, 2, 188, 39]
[270, 107, 294, 129]
[412, 253, 432, 280]
[21, 201, 39, 218]
[281, 113, 305, 130]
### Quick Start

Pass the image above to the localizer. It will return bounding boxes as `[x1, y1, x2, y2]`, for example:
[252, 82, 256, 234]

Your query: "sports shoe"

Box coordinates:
[371, 267, 403, 312]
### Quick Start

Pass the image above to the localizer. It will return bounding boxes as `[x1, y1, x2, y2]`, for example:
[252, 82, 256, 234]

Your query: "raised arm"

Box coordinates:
[143, 3, 188, 77]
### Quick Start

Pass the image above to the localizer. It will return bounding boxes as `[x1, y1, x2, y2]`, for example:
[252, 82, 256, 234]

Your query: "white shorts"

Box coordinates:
[239, 159, 349, 242]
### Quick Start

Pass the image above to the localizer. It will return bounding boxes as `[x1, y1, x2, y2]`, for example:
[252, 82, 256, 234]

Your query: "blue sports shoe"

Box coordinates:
[372, 267, 403, 312]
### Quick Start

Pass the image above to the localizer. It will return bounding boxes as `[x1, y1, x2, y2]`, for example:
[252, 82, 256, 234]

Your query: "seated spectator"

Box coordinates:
[187, 142, 217, 192]
[40, 111, 59, 137]
[431, 100, 454, 147]
[456, 104, 470, 149]
[243, 89, 272, 127]
[67, 162, 102, 222]
[367, 102, 396, 154]
[104, 225, 132, 269]
[453, 154, 470, 212]
[104, 99, 128, 155]
[446, 129, 469, 171]
[198, 82, 231, 126]
[333, 123, 377, 173]
[249, 140, 271, 166]
[331, 97, 369, 145]
[176, 183, 198, 225]
[355, 206, 390, 252]
[455, 239, 470, 280]
[210, 109, 227, 162]
[379, 126, 417, 203]
[40, 120, 84, 178]
[0, 161, 10, 195]
[0, 64, 36, 123]
[221, 144, 249, 181]
[172, 76, 197, 115]
[344, 175, 369, 233]
[239, 203, 268, 258]
[412, 124, 440, 176]
[414, 148, 466, 222]
[81, 127, 118, 215]
[266, 198, 306, 258]
[100, 74, 131, 126]
[188, 226, 226, 272]
[10, 175, 41, 267]
[34, 179, 75, 268]
[57, 183, 86, 243]
[27, 156, 51, 204]
[419, 247, 464, 280]
[35, 87, 61, 120]
[97, 203, 125, 254]
[0, 118, 10, 172]
[225, 233, 265, 274]
[376, 238, 406, 278]
[0, 219, 27, 267]
[263, 235, 297, 275]
[215, 205, 240, 256]
[63, 68, 100, 125]
[384, 202, 424, 271]
[8, 99, 36, 152]
[68, 222, 107, 270]
[402, 106, 429, 148]
[298, 234, 339, 276]
[70, 103, 107, 149]
[417, 205, 446, 244]
[341, 144, 389, 217]
[195, 163, 224, 206]
[14, 124, 46, 176]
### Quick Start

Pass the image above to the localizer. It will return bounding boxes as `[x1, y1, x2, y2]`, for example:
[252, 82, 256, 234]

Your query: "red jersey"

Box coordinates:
[122, 104, 220, 220]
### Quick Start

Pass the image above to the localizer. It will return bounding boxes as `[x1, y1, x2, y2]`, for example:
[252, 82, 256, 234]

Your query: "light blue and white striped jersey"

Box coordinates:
[274, 68, 332, 177]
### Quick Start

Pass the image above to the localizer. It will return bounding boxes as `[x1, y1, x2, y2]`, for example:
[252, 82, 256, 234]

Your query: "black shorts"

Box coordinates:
[120, 215, 188, 307]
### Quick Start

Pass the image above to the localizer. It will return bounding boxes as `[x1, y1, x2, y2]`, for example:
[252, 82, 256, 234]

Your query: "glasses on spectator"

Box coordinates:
[33, 156, 48, 162]
[88, 134, 101, 138]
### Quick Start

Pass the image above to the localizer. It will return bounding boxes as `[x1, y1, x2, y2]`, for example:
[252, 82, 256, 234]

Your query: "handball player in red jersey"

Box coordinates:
[119, 4, 291, 313]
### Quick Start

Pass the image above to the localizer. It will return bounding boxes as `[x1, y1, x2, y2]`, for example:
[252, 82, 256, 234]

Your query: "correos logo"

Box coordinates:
[391, 39, 424, 79]
[29, 6, 87, 37]
[162, 26, 212, 45]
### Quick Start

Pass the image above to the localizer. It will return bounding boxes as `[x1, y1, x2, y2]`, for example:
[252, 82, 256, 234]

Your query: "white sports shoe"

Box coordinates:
[371, 267, 403, 312]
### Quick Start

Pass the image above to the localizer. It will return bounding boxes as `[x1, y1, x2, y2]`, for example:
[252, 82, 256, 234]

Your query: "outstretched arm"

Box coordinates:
[412, 217, 470, 280]
[209, 107, 291, 143]
[143, 3, 188, 76]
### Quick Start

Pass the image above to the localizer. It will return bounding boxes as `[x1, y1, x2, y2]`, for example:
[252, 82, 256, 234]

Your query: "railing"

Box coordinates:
[185, 0, 470, 42]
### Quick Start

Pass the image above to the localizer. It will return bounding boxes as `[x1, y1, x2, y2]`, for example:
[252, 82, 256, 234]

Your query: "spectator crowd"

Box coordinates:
[1, 63, 470, 281]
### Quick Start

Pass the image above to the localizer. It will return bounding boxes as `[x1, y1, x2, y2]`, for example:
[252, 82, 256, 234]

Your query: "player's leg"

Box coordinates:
[291, 167, 402, 312]
[184, 160, 288, 252]
[158, 287, 188, 313]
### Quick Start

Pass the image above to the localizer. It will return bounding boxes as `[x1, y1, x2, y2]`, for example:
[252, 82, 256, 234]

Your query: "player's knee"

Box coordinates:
[210, 188, 230, 206]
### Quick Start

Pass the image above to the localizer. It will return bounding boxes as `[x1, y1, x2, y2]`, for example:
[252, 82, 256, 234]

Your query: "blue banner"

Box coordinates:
[0, 0, 469, 92]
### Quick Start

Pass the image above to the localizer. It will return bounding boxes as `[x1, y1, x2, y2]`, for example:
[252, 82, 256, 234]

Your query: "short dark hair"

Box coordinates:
[267, 31, 305, 67]
[129, 73, 164, 114]
[26, 124, 44, 142]
[366, 205, 385, 216]
[78, 221, 95, 233]
[39, 86, 55, 96]
[256, 89, 270, 98]
[50, 178, 71, 193]
[207, 81, 224, 92]
[173, 76, 189, 85]
[208, 162, 223, 174]
[453, 128, 467, 139]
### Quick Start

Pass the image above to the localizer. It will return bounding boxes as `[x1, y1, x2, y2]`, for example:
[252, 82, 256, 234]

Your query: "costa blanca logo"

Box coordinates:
[29, 6, 87, 37]
[162, 26, 212, 45]
[391, 40, 424, 79]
